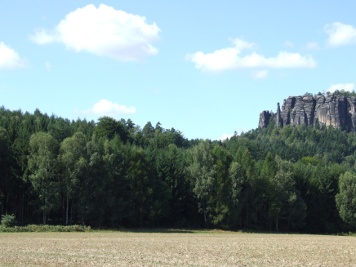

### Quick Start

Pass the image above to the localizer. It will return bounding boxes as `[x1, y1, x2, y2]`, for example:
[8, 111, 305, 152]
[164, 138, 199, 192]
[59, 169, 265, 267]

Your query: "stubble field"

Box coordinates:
[0, 231, 355, 266]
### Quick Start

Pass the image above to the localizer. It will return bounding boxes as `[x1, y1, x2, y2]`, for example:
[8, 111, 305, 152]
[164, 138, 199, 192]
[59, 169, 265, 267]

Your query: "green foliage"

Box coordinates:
[60, 131, 87, 225]
[95, 116, 129, 142]
[2, 106, 356, 233]
[155, 144, 193, 226]
[332, 89, 356, 98]
[336, 171, 356, 228]
[188, 141, 216, 226]
[28, 132, 60, 224]
[0, 224, 91, 232]
[126, 146, 158, 227]
[271, 156, 306, 231]
[1, 214, 15, 227]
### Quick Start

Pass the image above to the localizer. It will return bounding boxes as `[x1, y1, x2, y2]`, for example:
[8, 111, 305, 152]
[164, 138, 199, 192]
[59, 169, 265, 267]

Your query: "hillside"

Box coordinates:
[1, 106, 356, 233]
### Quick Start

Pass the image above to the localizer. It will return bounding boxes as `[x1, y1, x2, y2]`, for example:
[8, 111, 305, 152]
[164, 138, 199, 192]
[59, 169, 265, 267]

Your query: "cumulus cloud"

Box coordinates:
[186, 38, 316, 72]
[31, 29, 58, 44]
[252, 70, 268, 79]
[30, 4, 160, 61]
[325, 83, 355, 94]
[91, 99, 136, 116]
[0, 42, 25, 69]
[325, 22, 356, 47]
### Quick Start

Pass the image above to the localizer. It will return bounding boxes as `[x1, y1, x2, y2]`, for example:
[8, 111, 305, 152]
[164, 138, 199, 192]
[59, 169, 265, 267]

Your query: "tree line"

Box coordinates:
[0, 106, 355, 233]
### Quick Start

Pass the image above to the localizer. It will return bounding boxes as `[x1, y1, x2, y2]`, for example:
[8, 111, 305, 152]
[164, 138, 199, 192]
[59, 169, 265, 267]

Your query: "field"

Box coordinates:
[0, 231, 355, 266]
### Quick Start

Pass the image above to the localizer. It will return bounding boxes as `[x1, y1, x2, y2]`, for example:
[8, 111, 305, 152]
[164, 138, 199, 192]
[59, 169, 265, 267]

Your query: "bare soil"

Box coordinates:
[0, 231, 355, 266]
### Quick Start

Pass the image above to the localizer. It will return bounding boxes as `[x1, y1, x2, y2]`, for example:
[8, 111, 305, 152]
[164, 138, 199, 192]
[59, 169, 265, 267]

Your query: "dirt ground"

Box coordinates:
[0, 231, 355, 266]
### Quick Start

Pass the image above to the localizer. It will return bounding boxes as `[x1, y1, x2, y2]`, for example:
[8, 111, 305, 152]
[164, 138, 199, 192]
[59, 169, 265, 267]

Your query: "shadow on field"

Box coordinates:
[114, 228, 246, 234]
[124, 228, 196, 234]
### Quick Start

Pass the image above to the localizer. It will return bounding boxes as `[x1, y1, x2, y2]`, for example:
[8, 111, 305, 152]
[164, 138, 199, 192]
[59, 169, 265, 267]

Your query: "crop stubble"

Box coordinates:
[0, 231, 355, 266]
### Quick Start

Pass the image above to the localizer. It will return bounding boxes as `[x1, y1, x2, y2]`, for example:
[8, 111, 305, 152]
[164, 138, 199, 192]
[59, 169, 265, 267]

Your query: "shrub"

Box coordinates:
[0, 223, 91, 232]
[1, 214, 16, 227]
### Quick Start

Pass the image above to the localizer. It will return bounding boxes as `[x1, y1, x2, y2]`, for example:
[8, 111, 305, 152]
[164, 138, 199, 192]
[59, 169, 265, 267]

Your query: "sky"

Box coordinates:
[1, 1, 356, 140]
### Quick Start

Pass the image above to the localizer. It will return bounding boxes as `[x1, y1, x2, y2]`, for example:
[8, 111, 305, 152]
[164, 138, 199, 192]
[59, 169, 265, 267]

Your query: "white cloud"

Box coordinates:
[91, 99, 136, 116]
[325, 83, 354, 94]
[30, 29, 58, 44]
[305, 42, 319, 50]
[232, 38, 257, 50]
[252, 70, 268, 79]
[186, 38, 316, 72]
[30, 4, 160, 61]
[0, 42, 25, 69]
[325, 22, 356, 47]
[220, 133, 234, 141]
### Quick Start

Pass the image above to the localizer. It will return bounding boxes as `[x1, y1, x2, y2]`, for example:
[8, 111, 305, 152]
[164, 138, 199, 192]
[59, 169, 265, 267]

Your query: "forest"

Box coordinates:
[0, 106, 356, 233]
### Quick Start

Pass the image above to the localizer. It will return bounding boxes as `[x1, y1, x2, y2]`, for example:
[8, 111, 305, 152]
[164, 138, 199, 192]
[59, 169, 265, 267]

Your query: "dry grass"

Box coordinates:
[0, 231, 355, 266]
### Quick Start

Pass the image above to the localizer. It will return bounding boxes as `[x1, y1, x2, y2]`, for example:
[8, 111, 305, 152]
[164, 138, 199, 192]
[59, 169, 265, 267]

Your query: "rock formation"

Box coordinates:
[259, 93, 356, 131]
[258, 110, 272, 128]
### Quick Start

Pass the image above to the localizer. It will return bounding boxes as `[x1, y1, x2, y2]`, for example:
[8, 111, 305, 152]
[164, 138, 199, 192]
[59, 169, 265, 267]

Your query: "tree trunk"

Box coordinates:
[20, 191, 24, 225]
[66, 195, 69, 225]
[287, 213, 292, 231]
[5, 193, 9, 214]
[139, 207, 143, 228]
[70, 201, 73, 225]
[204, 211, 207, 228]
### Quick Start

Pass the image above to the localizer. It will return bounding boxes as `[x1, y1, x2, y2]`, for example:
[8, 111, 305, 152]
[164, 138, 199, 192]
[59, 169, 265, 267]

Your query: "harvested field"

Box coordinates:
[0, 231, 355, 266]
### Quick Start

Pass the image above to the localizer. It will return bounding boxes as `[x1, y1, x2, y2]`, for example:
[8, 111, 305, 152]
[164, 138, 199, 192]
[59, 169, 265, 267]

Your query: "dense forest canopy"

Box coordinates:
[318, 89, 356, 97]
[0, 105, 356, 233]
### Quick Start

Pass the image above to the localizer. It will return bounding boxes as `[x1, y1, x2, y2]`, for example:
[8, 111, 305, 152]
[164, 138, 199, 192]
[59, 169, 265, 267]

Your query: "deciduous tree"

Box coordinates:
[336, 171, 356, 229]
[28, 132, 59, 224]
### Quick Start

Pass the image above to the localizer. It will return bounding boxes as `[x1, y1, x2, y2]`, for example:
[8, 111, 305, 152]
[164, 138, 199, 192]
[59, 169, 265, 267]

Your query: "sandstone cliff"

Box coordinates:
[259, 93, 356, 131]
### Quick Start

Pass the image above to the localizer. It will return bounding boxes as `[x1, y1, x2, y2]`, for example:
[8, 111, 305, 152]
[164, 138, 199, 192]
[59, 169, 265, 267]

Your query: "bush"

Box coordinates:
[1, 214, 16, 227]
[0, 223, 91, 232]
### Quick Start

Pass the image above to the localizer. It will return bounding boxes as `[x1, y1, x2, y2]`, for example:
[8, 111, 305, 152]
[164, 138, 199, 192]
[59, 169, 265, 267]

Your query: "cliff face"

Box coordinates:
[259, 94, 356, 131]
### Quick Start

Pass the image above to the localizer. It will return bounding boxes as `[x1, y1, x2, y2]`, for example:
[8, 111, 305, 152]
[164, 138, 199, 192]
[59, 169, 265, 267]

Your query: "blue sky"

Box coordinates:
[1, 1, 356, 140]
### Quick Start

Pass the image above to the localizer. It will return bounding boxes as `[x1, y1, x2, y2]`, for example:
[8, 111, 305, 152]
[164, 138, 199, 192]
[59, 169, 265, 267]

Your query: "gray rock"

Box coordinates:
[259, 110, 273, 128]
[258, 93, 356, 131]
